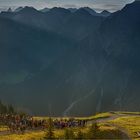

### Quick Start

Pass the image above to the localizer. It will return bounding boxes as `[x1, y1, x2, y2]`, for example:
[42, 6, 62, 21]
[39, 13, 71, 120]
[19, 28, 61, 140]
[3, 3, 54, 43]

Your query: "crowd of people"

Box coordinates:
[0, 114, 46, 133]
[53, 118, 87, 129]
[0, 114, 87, 133]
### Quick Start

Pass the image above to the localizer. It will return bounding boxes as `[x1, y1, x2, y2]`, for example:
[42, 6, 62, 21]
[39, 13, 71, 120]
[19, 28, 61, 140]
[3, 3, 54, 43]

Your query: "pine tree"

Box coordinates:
[64, 128, 69, 139]
[0, 100, 17, 115]
[76, 130, 84, 139]
[0, 100, 7, 114]
[7, 104, 15, 114]
[64, 128, 75, 139]
[44, 117, 54, 139]
[87, 122, 99, 139]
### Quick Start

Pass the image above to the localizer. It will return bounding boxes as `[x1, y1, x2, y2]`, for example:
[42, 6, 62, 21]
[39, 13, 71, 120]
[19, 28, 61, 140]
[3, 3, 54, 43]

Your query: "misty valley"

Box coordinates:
[0, 0, 140, 139]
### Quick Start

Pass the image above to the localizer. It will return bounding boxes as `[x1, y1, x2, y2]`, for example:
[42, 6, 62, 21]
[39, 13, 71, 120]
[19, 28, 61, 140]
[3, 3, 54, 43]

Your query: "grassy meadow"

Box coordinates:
[0, 111, 139, 140]
[109, 116, 140, 140]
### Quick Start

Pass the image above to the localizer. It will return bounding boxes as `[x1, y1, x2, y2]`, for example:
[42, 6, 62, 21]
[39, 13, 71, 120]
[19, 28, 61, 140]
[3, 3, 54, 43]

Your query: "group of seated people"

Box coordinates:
[0, 114, 87, 133]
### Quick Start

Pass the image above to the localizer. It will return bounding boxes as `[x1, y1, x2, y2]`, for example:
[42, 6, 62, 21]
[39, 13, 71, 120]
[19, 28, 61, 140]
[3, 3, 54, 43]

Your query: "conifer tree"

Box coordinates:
[64, 128, 75, 139]
[44, 117, 54, 139]
[0, 100, 7, 114]
[76, 130, 84, 139]
[7, 104, 15, 114]
[87, 122, 99, 139]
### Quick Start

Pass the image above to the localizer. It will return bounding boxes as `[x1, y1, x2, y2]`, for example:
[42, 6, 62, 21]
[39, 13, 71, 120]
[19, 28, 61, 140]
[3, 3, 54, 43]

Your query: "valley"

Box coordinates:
[0, 1, 140, 116]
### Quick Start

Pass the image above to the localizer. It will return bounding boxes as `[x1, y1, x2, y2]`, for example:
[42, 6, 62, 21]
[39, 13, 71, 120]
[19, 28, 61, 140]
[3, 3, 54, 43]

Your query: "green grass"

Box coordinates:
[96, 124, 127, 139]
[0, 125, 9, 132]
[0, 131, 45, 140]
[74, 112, 115, 121]
[88, 112, 114, 120]
[114, 111, 140, 115]
[0, 124, 126, 140]
[108, 116, 140, 140]
[0, 111, 139, 140]
[34, 112, 114, 121]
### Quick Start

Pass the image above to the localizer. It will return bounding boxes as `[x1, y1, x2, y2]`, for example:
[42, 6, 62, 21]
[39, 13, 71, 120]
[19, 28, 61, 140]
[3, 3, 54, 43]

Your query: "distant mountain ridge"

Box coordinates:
[0, 6, 105, 40]
[40, 7, 50, 12]
[0, 1, 140, 116]
[100, 10, 111, 17]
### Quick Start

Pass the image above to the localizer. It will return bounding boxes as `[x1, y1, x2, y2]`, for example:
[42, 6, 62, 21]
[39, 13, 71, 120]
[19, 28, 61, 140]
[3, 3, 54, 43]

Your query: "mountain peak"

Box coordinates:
[120, 0, 140, 15]
[100, 10, 111, 17]
[74, 8, 92, 16]
[7, 8, 12, 12]
[133, 0, 140, 5]
[49, 7, 70, 14]
[68, 8, 77, 13]
[134, 0, 140, 2]
[101, 10, 110, 14]
[19, 6, 39, 14]
[80, 7, 97, 16]
[123, 0, 140, 9]
[14, 7, 23, 12]
[40, 7, 50, 12]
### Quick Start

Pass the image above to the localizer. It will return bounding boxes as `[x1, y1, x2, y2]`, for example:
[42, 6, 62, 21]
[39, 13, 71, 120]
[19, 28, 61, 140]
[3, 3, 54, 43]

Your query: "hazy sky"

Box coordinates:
[0, 0, 134, 12]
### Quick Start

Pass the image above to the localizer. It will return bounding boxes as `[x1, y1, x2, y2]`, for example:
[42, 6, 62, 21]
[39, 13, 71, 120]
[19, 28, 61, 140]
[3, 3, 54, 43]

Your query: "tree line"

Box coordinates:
[0, 100, 15, 114]
[44, 118, 99, 139]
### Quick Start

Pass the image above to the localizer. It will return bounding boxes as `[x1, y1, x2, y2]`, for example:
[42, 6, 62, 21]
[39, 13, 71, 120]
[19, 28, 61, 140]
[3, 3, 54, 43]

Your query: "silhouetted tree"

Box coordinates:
[0, 100, 7, 114]
[0, 99, 24, 115]
[7, 104, 15, 114]
[76, 130, 84, 139]
[64, 128, 75, 139]
[86, 122, 99, 139]
[44, 117, 54, 139]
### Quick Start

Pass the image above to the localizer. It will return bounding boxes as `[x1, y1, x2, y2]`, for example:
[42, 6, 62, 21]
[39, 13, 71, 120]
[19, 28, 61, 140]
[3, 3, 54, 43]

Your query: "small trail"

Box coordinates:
[87, 113, 140, 140]
[88, 113, 140, 124]
[107, 123, 132, 140]
[87, 114, 125, 125]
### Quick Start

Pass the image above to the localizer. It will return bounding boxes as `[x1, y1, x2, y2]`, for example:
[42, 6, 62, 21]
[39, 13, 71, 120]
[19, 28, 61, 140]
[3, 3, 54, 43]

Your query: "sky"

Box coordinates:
[0, 0, 134, 12]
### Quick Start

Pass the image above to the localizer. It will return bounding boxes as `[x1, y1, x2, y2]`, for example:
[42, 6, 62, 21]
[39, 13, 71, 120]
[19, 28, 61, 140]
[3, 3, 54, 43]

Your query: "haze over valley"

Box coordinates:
[0, 0, 140, 116]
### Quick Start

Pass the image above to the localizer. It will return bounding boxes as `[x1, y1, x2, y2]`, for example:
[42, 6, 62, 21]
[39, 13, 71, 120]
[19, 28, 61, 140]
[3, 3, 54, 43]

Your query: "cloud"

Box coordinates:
[0, 0, 135, 12]
[91, 3, 123, 12]
[63, 4, 77, 8]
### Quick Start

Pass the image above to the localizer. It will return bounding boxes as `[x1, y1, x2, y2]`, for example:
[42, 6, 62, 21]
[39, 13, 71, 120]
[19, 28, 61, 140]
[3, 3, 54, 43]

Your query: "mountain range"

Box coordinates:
[0, 1, 140, 116]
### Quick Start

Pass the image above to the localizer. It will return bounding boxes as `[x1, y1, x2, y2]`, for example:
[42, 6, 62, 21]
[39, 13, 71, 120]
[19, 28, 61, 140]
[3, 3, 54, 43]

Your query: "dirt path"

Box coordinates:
[88, 113, 140, 124]
[87, 113, 140, 140]
[87, 114, 126, 124]
[107, 123, 132, 140]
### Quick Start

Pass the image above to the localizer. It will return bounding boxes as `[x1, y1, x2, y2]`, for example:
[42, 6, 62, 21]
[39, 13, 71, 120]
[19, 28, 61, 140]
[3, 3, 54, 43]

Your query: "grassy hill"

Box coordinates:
[108, 116, 140, 140]
[0, 111, 139, 140]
